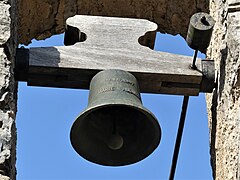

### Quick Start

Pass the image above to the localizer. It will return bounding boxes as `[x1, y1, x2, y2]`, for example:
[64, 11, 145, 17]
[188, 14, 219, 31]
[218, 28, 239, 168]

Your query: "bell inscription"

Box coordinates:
[98, 86, 140, 99]
[106, 78, 136, 87]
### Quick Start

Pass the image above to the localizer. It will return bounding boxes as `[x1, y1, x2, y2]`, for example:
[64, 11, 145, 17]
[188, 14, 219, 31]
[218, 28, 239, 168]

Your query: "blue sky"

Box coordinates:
[16, 32, 213, 180]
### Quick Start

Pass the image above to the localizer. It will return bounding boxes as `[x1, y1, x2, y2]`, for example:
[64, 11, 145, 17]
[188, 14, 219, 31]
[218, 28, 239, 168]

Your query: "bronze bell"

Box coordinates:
[70, 69, 161, 166]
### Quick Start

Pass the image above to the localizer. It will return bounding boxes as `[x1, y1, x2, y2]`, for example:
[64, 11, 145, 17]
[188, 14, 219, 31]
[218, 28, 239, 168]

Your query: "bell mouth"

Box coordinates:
[70, 104, 161, 166]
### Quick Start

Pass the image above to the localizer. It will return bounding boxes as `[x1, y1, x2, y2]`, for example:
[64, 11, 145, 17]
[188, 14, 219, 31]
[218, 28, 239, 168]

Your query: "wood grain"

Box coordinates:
[25, 15, 203, 95]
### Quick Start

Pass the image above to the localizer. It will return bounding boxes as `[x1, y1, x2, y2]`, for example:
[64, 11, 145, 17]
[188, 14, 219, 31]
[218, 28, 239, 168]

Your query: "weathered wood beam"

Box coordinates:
[15, 15, 215, 96]
[16, 48, 202, 95]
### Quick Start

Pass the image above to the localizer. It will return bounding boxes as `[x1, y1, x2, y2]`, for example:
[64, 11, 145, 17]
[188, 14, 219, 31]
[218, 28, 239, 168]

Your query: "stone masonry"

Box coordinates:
[17, 0, 209, 44]
[207, 0, 240, 179]
[0, 0, 18, 179]
[0, 0, 239, 179]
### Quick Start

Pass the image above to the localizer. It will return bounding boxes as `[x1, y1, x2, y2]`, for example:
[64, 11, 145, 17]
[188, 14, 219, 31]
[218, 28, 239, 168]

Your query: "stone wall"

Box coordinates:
[17, 0, 209, 45]
[0, 0, 238, 179]
[4, 0, 210, 179]
[0, 0, 17, 179]
[207, 0, 240, 179]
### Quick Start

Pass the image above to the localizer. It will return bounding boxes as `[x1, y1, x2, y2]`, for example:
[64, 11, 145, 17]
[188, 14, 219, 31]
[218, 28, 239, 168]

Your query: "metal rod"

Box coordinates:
[191, 50, 198, 69]
[169, 96, 189, 180]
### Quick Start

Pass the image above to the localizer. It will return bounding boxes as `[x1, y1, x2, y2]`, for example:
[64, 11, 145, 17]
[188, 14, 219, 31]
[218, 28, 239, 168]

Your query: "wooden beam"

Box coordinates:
[16, 15, 209, 96]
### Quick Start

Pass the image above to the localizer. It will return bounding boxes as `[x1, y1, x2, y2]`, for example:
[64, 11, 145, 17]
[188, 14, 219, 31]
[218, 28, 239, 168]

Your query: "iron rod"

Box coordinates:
[169, 96, 189, 180]
[191, 50, 198, 69]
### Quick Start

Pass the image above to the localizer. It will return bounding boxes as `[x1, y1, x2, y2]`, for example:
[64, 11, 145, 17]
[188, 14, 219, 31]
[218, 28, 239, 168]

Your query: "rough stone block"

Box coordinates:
[0, 3, 11, 45]
[0, 47, 16, 179]
[207, 1, 240, 179]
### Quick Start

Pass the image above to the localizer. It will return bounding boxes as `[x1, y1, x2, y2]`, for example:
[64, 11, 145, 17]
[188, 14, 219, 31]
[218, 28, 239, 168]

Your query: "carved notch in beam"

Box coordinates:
[15, 15, 215, 96]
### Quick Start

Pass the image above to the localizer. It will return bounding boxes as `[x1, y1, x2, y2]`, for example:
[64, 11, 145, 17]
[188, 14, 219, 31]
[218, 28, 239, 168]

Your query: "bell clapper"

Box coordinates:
[107, 118, 124, 150]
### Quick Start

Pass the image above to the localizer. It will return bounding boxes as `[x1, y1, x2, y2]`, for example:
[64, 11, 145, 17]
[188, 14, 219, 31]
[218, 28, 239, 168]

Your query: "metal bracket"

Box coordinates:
[200, 60, 215, 92]
[15, 48, 29, 81]
[15, 15, 215, 96]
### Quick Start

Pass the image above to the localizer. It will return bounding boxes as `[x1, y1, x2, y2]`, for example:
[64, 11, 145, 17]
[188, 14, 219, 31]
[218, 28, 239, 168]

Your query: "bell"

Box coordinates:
[70, 69, 161, 166]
